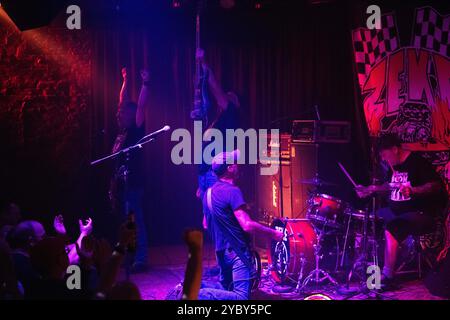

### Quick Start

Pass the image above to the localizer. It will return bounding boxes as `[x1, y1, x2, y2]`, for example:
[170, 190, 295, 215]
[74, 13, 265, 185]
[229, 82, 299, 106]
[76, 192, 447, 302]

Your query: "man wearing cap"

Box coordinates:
[199, 150, 283, 300]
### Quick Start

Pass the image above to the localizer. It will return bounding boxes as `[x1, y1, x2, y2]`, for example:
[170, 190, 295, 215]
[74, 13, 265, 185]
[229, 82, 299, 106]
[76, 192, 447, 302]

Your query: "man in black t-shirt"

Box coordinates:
[109, 67, 150, 273]
[357, 134, 447, 289]
[199, 150, 283, 300]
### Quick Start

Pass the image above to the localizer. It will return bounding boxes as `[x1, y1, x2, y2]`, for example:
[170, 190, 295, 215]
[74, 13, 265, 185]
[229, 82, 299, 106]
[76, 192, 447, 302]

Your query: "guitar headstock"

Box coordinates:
[196, 0, 208, 15]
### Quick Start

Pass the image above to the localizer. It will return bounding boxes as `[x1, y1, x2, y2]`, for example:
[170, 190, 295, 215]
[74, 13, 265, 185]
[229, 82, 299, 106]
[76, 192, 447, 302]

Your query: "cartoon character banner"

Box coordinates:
[352, 6, 450, 195]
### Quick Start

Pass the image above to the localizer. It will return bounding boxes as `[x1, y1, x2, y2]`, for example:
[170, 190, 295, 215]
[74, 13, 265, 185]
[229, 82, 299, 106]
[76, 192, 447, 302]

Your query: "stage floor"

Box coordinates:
[123, 244, 446, 300]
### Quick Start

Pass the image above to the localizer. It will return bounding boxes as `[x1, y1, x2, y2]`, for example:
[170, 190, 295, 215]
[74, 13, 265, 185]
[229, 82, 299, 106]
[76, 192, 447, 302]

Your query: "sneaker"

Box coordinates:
[165, 282, 184, 300]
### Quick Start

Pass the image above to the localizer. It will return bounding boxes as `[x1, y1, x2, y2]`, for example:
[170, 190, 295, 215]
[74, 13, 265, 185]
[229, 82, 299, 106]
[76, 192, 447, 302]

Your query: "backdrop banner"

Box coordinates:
[352, 6, 450, 194]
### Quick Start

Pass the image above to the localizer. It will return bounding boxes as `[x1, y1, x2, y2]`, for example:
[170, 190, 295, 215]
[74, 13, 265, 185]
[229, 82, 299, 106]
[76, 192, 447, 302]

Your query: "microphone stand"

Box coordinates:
[90, 131, 161, 166]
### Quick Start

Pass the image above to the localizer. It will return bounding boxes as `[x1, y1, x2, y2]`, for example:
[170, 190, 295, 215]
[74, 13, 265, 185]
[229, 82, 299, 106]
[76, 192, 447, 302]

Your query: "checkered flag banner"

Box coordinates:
[352, 14, 400, 88]
[412, 6, 449, 57]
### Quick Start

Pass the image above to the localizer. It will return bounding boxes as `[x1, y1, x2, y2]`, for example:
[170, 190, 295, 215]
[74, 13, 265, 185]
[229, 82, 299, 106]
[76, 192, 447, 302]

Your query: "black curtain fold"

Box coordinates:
[88, 2, 369, 245]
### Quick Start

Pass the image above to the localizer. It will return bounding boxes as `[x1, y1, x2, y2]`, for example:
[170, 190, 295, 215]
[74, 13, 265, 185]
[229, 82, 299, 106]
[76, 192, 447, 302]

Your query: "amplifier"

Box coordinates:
[256, 133, 292, 219]
[292, 120, 351, 143]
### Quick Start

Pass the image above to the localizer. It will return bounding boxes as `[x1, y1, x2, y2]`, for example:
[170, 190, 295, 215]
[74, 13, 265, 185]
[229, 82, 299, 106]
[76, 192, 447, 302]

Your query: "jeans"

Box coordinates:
[123, 187, 148, 264]
[198, 247, 252, 300]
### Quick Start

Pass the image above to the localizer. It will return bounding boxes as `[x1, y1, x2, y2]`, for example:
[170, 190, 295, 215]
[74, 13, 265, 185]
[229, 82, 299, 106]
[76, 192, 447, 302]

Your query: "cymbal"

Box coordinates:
[297, 177, 337, 187]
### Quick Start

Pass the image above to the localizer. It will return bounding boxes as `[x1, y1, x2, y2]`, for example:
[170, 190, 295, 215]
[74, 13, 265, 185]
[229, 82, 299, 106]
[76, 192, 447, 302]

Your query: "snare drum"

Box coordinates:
[344, 208, 385, 245]
[307, 193, 348, 229]
[344, 209, 384, 236]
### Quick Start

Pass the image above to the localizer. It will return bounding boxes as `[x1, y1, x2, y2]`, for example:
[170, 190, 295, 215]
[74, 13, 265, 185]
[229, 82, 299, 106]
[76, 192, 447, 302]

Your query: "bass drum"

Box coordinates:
[268, 219, 317, 284]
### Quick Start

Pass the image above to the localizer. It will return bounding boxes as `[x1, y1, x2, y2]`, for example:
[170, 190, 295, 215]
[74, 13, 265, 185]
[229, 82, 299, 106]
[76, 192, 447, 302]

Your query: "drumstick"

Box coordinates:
[388, 161, 395, 174]
[337, 162, 357, 188]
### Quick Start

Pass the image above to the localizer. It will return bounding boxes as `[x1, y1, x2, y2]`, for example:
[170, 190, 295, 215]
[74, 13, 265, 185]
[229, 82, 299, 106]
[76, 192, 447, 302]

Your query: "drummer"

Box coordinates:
[356, 134, 447, 291]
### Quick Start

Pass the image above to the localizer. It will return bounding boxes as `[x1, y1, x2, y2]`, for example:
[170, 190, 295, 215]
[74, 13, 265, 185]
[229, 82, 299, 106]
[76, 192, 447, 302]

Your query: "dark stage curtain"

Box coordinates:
[87, 2, 371, 245]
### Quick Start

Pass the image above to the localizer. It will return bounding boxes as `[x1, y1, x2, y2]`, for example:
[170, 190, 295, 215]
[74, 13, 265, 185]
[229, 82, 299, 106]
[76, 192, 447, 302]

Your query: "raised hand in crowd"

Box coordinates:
[121, 67, 128, 80]
[79, 218, 93, 237]
[65, 217, 94, 265]
[53, 214, 66, 235]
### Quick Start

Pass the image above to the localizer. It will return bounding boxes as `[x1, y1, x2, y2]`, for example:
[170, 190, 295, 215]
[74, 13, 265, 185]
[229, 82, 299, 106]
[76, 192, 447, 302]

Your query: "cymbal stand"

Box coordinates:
[298, 225, 339, 292]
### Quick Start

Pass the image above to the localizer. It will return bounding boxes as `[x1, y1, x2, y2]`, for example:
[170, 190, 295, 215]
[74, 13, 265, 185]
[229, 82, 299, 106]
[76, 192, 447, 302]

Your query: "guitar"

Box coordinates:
[190, 0, 211, 122]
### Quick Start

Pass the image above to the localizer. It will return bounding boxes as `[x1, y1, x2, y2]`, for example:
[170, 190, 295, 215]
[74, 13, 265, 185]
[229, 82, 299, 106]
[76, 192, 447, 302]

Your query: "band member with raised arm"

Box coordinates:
[109, 67, 150, 273]
[199, 150, 283, 300]
[195, 48, 242, 199]
[356, 134, 448, 290]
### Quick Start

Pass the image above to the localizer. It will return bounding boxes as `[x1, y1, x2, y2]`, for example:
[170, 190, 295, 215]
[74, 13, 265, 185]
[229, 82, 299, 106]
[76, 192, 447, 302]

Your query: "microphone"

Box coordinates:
[151, 125, 171, 136]
[142, 125, 171, 140]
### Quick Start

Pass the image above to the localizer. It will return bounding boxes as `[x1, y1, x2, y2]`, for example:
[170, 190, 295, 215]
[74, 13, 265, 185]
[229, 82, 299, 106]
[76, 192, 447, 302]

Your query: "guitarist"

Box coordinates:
[109, 67, 150, 273]
[194, 48, 242, 199]
[199, 150, 283, 300]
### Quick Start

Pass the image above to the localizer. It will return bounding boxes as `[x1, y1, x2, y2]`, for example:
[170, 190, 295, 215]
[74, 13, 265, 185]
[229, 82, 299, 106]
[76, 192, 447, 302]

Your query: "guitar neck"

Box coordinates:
[195, 12, 201, 78]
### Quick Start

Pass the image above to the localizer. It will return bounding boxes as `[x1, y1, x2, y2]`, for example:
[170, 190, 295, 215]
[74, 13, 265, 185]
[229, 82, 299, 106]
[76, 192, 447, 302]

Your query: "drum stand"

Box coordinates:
[342, 197, 390, 300]
[342, 138, 389, 300]
[297, 228, 339, 292]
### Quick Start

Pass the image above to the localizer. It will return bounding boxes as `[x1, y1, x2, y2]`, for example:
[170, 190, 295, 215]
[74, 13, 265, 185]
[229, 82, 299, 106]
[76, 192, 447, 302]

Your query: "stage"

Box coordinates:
[0, 0, 449, 303]
[125, 244, 445, 300]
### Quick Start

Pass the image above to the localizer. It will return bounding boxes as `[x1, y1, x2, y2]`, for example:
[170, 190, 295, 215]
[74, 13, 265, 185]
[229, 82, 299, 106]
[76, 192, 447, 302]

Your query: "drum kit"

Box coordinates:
[267, 175, 384, 293]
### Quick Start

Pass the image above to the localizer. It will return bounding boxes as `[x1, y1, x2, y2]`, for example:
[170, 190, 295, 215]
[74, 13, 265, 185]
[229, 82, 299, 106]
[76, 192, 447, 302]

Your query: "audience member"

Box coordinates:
[0, 205, 141, 300]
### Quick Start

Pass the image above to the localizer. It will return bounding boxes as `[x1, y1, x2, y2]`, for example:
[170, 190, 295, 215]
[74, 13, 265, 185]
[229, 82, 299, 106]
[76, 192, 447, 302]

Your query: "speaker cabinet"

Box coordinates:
[291, 143, 318, 218]
[256, 133, 292, 221]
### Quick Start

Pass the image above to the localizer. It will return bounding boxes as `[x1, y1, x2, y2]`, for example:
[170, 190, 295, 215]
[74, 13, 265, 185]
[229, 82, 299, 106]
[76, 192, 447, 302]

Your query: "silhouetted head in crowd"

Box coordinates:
[0, 202, 21, 227]
[0, 225, 14, 242]
[30, 237, 69, 280]
[7, 220, 46, 251]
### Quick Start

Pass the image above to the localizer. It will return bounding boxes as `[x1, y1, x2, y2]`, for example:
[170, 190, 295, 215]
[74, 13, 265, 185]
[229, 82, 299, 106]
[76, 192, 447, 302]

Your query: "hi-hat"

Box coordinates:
[297, 177, 337, 187]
